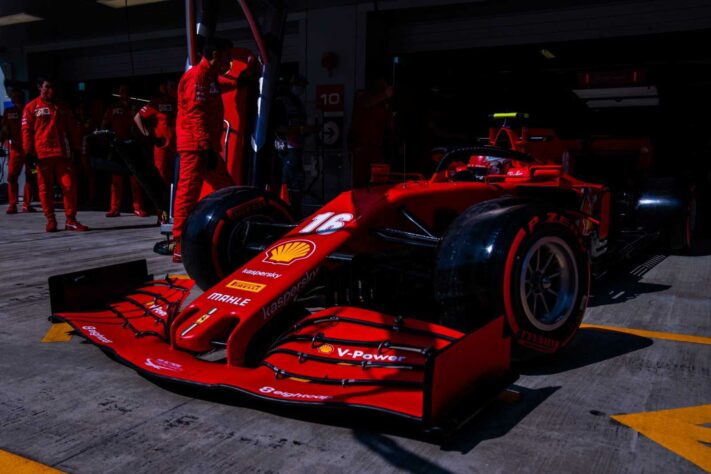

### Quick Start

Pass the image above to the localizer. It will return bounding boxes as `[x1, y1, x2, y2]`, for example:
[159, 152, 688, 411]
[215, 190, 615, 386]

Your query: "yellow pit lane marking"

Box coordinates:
[581, 323, 711, 346]
[612, 404, 711, 472]
[0, 449, 64, 473]
[41, 323, 73, 343]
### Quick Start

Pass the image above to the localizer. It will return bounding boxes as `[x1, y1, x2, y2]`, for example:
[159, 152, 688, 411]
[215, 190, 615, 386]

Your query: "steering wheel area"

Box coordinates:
[434, 146, 534, 183]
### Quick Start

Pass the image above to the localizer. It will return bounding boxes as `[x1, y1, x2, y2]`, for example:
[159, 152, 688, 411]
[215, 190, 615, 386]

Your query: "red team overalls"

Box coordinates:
[138, 97, 177, 186]
[103, 101, 146, 216]
[2, 104, 36, 212]
[173, 57, 234, 252]
[22, 97, 86, 231]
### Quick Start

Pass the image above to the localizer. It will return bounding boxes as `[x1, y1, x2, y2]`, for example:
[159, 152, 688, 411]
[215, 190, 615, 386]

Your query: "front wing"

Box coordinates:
[50, 261, 515, 428]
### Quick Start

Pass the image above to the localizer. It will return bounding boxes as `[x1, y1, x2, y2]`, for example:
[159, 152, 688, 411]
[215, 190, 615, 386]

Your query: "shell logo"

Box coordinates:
[263, 239, 316, 265]
[317, 344, 335, 354]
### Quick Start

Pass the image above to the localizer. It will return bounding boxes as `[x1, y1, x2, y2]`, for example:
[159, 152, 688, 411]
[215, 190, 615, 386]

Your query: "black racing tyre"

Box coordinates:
[435, 198, 590, 357]
[182, 186, 295, 290]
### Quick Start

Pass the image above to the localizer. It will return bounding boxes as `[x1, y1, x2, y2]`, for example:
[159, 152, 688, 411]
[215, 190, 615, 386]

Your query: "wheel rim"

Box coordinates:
[225, 214, 276, 268]
[519, 236, 579, 331]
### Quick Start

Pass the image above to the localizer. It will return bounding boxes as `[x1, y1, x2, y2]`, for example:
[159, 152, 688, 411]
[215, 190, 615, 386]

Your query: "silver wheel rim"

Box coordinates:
[519, 236, 579, 331]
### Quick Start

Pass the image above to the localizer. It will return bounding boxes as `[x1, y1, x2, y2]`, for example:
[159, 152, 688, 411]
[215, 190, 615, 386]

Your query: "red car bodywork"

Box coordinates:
[51, 117, 666, 428]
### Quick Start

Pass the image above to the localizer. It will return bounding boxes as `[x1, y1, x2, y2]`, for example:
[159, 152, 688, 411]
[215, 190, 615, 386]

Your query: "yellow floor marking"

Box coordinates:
[581, 323, 711, 346]
[0, 449, 63, 473]
[167, 273, 190, 280]
[41, 323, 73, 343]
[611, 404, 711, 472]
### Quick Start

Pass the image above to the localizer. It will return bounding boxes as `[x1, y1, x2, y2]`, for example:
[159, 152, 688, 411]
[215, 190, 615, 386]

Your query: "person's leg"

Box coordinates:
[108, 174, 123, 215]
[21, 155, 36, 211]
[153, 146, 174, 186]
[6, 150, 22, 212]
[59, 156, 88, 231]
[204, 153, 235, 191]
[56, 158, 78, 220]
[36, 157, 57, 231]
[130, 176, 148, 216]
[172, 151, 207, 241]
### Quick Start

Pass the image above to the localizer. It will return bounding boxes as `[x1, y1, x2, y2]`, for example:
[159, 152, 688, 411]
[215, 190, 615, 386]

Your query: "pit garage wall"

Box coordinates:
[385, 0, 711, 54]
[15, 0, 711, 149]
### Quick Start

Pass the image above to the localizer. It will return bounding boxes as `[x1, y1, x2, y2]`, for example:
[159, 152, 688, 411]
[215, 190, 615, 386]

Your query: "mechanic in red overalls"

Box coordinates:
[102, 84, 149, 218]
[173, 38, 235, 263]
[2, 88, 38, 214]
[70, 101, 97, 206]
[22, 77, 88, 232]
[134, 80, 177, 187]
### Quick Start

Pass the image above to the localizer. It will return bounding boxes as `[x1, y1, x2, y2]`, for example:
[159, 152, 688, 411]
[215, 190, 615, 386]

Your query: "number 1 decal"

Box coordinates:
[300, 212, 354, 235]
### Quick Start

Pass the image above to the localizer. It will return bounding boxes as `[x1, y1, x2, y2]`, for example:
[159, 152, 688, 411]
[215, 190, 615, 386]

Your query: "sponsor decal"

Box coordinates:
[180, 307, 218, 337]
[336, 348, 406, 362]
[206, 292, 251, 307]
[262, 270, 318, 319]
[82, 325, 112, 344]
[263, 239, 315, 265]
[209, 82, 220, 95]
[7, 112, 19, 120]
[242, 268, 281, 279]
[112, 108, 124, 115]
[145, 300, 168, 318]
[226, 279, 266, 293]
[145, 358, 183, 372]
[259, 386, 332, 401]
[158, 104, 173, 113]
[507, 168, 527, 177]
[317, 343, 334, 354]
[35, 107, 50, 117]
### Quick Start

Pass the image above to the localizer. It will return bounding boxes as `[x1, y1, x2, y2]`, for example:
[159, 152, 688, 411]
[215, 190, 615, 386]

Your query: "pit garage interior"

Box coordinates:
[1, 1, 710, 473]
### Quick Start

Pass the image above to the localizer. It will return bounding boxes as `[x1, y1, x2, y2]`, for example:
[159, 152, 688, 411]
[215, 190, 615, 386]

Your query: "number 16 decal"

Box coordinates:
[300, 212, 354, 235]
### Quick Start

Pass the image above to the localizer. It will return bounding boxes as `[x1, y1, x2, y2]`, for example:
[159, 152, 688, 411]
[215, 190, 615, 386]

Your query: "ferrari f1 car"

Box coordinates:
[49, 110, 695, 429]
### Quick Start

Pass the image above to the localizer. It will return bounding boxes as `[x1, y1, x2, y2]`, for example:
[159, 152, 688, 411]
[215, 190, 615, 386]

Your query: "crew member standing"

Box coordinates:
[2, 88, 37, 214]
[22, 77, 88, 232]
[173, 38, 235, 263]
[273, 74, 315, 217]
[134, 80, 177, 187]
[103, 83, 148, 217]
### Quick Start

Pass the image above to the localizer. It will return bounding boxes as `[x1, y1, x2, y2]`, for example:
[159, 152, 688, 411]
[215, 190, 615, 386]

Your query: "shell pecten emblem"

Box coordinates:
[264, 239, 316, 265]
[317, 344, 335, 354]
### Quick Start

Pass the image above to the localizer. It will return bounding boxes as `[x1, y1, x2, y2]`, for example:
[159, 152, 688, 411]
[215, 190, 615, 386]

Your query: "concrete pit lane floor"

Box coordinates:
[1, 210, 709, 473]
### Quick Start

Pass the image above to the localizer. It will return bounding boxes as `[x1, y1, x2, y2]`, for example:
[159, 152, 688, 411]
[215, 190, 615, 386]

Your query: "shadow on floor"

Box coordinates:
[590, 252, 671, 307]
[518, 326, 653, 376]
[89, 223, 158, 232]
[439, 384, 559, 454]
[353, 430, 455, 473]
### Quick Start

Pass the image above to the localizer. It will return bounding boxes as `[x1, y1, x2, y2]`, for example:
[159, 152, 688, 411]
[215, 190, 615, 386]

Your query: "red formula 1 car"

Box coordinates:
[49, 111, 695, 430]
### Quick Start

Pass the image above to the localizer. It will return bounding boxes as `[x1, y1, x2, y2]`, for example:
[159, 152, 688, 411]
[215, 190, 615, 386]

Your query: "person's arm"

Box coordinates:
[134, 110, 150, 136]
[22, 105, 36, 156]
[0, 114, 9, 143]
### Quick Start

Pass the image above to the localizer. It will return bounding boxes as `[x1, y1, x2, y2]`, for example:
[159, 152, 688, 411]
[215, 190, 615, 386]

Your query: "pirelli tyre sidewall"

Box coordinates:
[435, 198, 590, 357]
[182, 186, 294, 290]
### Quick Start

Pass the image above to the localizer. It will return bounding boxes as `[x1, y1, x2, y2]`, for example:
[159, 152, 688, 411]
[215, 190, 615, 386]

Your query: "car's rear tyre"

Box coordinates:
[435, 198, 590, 357]
[182, 186, 295, 290]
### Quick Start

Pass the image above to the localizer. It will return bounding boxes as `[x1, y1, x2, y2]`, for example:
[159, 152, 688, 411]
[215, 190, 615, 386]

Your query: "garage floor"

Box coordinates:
[1, 210, 709, 473]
